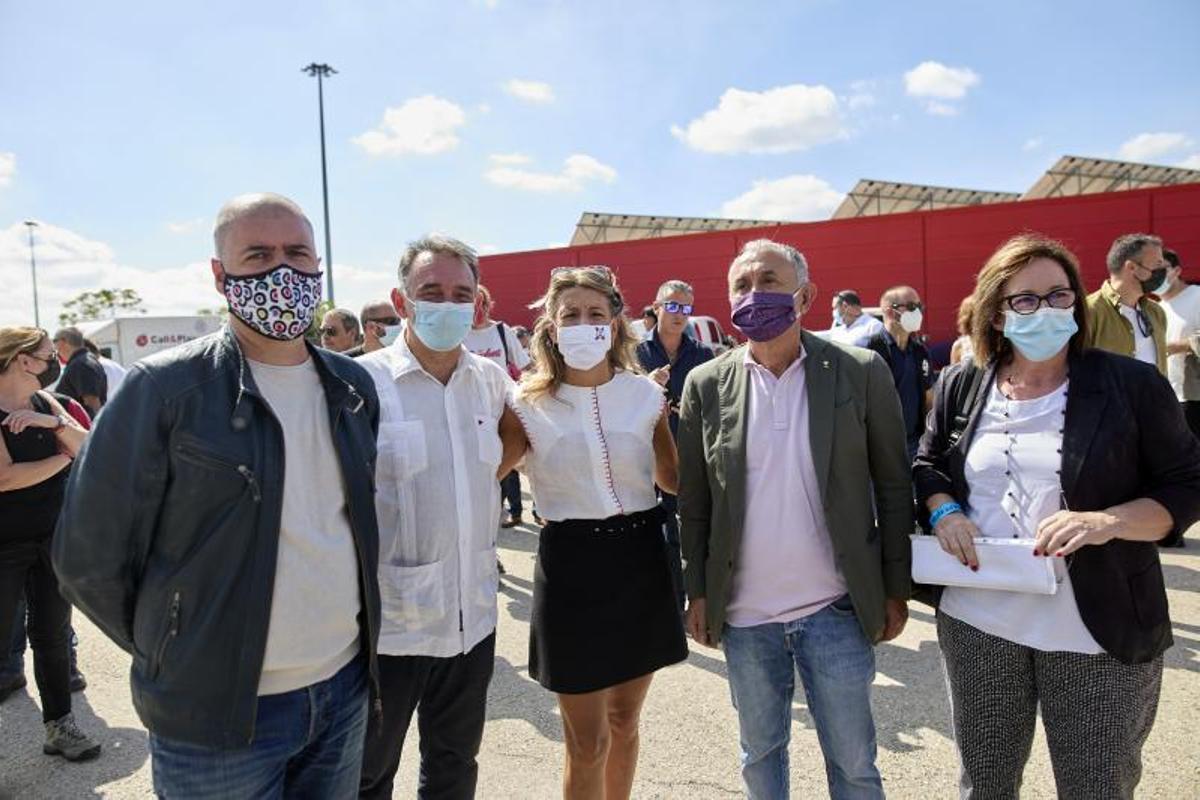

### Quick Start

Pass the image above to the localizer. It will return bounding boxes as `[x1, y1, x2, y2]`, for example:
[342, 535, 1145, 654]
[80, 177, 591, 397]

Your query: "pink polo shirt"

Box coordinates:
[725, 347, 847, 627]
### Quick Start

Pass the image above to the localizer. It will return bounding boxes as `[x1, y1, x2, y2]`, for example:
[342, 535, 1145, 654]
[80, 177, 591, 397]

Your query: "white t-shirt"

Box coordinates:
[940, 381, 1102, 654]
[99, 356, 127, 398]
[1117, 303, 1159, 366]
[248, 358, 363, 694]
[1162, 284, 1200, 401]
[512, 371, 664, 522]
[828, 313, 884, 348]
[464, 322, 531, 374]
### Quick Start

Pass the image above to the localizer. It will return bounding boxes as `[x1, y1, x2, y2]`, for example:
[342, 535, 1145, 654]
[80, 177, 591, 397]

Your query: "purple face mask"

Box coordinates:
[730, 291, 797, 342]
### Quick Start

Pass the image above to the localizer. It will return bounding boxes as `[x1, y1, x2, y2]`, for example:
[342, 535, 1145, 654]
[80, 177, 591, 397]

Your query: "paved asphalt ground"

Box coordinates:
[3, 516, 1199, 798]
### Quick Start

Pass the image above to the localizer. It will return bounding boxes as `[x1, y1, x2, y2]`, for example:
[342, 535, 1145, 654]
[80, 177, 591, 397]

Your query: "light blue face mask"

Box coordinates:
[1003, 307, 1078, 362]
[378, 323, 403, 348]
[408, 300, 475, 352]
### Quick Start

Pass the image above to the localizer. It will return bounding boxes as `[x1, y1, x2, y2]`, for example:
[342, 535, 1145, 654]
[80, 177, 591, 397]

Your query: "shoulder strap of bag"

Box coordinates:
[946, 364, 984, 447]
[494, 322, 513, 368]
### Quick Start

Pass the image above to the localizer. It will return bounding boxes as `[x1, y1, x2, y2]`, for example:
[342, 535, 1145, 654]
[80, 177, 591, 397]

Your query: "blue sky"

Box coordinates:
[2, 0, 1199, 325]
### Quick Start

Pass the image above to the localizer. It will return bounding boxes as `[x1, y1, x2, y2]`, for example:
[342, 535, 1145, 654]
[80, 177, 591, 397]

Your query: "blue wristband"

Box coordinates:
[929, 501, 963, 528]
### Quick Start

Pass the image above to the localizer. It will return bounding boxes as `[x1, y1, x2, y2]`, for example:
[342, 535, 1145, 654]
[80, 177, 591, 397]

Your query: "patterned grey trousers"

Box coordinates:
[936, 611, 1162, 800]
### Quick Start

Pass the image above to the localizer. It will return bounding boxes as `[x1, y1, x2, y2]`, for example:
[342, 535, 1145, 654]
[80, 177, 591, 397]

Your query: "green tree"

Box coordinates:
[58, 288, 147, 325]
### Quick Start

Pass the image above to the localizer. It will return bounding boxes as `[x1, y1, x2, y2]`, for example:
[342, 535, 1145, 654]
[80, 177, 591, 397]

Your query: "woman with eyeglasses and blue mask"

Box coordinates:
[912, 234, 1200, 799]
[0, 327, 100, 761]
[510, 266, 687, 800]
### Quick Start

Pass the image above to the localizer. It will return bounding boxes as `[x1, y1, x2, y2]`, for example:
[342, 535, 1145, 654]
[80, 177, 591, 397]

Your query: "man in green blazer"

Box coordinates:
[677, 238, 913, 800]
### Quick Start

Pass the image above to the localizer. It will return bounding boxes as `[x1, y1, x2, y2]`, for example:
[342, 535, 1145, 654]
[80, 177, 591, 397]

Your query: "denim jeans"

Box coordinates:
[150, 655, 368, 799]
[499, 471, 522, 517]
[722, 596, 884, 800]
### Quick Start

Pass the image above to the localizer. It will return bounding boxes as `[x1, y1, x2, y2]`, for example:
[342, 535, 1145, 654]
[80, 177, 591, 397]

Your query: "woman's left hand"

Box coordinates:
[1034, 510, 1121, 557]
[2, 410, 60, 434]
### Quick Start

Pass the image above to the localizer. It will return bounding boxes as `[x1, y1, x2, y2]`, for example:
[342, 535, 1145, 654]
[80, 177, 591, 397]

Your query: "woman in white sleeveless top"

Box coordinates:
[510, 266, 687, 800]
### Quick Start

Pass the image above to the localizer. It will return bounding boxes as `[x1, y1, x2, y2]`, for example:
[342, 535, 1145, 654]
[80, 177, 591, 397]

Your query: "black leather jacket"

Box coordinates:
[914, 349, 1200, 664]
[53, 326, 383, 747]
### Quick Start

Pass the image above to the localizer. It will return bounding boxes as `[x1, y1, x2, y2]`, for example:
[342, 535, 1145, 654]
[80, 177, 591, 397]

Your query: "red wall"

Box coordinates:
[480, 184, 1200, 347]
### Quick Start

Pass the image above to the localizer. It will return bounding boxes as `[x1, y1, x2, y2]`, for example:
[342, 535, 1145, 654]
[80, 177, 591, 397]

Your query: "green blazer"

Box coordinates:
[677, 330, 913, 645]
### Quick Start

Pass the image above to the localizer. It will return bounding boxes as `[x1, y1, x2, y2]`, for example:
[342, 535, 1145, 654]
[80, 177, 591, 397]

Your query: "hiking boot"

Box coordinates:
[0, 672, 27, 703]
[44, 713, 101, 761]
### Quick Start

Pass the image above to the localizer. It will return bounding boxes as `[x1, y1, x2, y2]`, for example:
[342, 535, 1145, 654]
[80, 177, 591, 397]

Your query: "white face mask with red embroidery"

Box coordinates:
[556, 324, 612, 370]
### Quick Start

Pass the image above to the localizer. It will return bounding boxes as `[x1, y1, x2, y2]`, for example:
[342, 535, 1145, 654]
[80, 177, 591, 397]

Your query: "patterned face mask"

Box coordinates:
[221, 263, 324, 341]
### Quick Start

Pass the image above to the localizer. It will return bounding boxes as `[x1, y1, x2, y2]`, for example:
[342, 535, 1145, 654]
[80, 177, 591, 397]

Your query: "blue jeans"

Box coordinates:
[722, 596, 883, 800]
[150, 656, 368, 799]
[500, 471, 522, 516]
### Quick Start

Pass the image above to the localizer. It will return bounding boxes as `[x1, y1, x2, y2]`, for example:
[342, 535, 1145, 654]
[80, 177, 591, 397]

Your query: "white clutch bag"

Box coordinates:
[910, 535, 1066, 595]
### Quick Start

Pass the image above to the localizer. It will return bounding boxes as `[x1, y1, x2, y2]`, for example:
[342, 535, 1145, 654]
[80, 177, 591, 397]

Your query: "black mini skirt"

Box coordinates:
[529, 506, 688, 694]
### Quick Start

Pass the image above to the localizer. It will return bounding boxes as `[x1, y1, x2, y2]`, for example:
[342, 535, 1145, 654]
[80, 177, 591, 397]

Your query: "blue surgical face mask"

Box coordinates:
[379, 323, 403, 348]
[1003, 307, 1078, 362]
[408, 300, 475, 352]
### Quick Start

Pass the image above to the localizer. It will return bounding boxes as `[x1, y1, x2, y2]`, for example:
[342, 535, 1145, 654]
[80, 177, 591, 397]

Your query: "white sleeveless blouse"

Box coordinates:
[511, 371, 666, 522]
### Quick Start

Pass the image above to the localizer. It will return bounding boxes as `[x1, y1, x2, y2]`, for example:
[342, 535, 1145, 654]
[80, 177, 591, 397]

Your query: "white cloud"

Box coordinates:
[166, 217, 206, 235]
[484, 153, 617, 193]
[0, 221, 217, 327]
[845, 80, 876, 110]
[1022, 137, 1044, 152]
[904, 61, 980, 100]
[478, 244, 500, 255]
[904, 61, 979, 115]
[0, 220, 401, 331]
[0, 152, 15, 187]
[1117, 132, 1194, 162]
[671, 83, 847, 154]
[502, 79, 555, 104]
[1178, 153, 1200, 170]
[353, 96, 467, 157]
[719, 174, 843, 221]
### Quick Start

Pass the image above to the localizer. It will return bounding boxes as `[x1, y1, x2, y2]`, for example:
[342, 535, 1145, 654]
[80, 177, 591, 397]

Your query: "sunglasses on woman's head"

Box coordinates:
[550, 265, 614, 279]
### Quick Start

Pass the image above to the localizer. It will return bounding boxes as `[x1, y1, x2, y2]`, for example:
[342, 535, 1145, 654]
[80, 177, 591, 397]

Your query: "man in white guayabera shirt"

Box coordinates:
[357, 235, 525, 799]
[678, 239, 913, 800]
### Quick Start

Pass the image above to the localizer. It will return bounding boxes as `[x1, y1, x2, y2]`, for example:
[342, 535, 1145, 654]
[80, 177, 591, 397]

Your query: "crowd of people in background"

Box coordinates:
[1, 190, 1198, 800]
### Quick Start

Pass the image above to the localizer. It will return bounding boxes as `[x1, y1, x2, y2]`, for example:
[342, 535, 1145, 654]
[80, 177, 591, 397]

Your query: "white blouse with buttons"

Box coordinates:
[512, 371, 666, 523]
[940, 379, 1103, 654]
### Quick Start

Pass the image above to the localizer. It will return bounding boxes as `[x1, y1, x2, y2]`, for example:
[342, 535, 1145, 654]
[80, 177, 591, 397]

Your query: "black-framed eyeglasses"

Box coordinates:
[661, 301, 694, 315]
[365, 317, 401, 327]
[1001, 288, 1077, 315]
[889, 301, 923, 312]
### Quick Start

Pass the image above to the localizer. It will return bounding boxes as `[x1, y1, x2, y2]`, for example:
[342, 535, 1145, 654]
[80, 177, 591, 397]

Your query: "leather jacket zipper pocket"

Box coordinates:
[150, 591, 181, 681]
[175, 444, 261, 503]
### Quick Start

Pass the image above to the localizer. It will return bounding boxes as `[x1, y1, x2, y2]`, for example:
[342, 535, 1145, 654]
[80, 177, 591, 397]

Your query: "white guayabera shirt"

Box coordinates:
[358, 334, 511, 658]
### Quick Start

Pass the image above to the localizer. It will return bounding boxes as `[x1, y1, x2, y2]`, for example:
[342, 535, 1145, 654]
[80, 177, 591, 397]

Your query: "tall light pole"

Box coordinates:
[24, 220, 40, 328]
[302, 62, 337, 304]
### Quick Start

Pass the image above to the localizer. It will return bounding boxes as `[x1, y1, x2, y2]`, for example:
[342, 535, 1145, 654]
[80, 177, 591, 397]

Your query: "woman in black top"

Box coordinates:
[0, 326, 99, 761]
